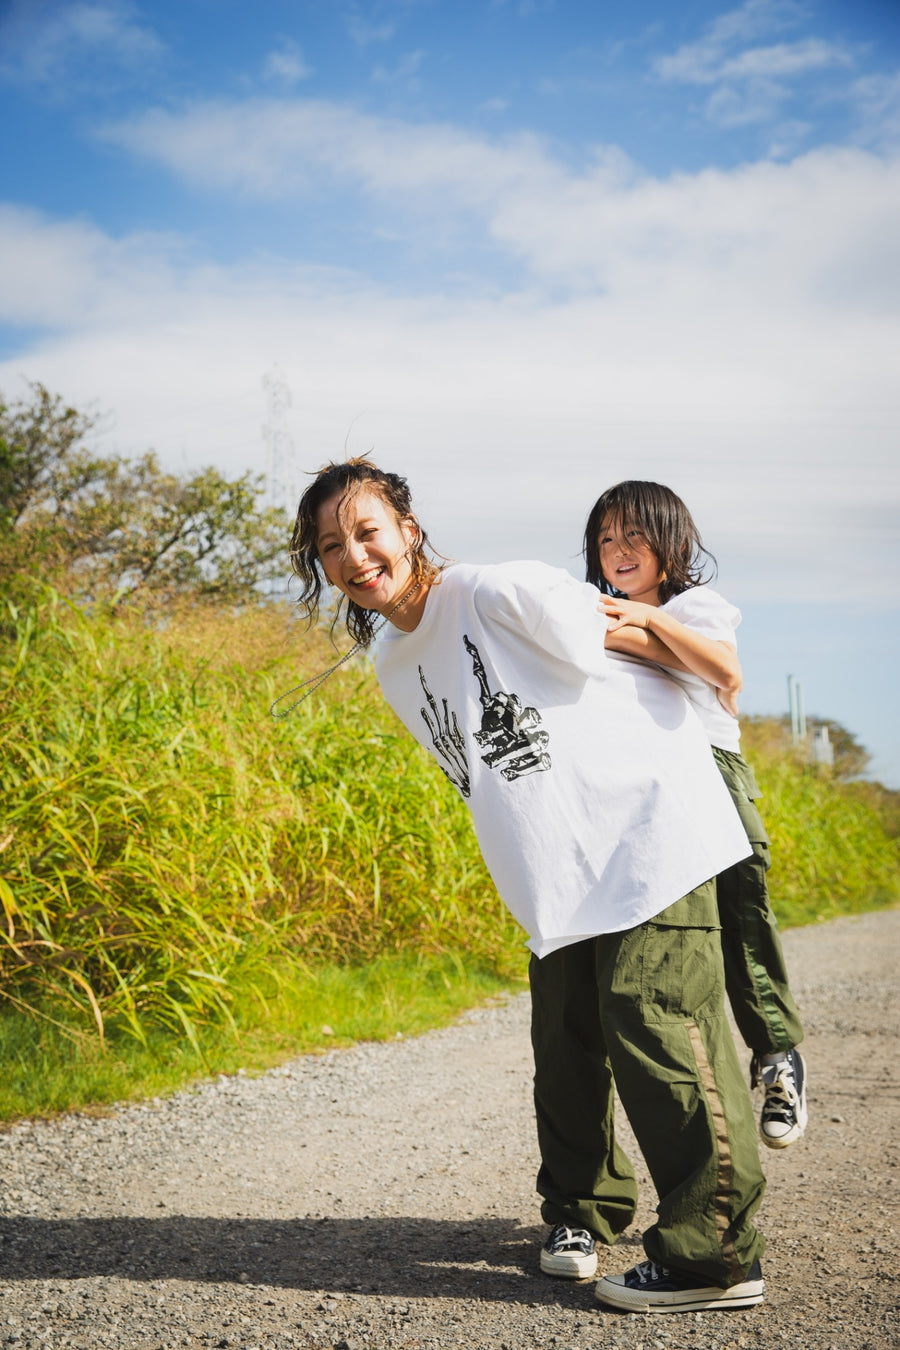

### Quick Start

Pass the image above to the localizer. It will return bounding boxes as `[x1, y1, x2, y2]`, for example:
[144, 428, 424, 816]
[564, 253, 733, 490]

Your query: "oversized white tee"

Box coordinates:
[659, 588, 743, 753]
[375, 562, 751, 957]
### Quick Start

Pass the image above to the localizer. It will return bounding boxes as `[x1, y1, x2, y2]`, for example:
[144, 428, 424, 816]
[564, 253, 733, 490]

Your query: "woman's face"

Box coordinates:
[316, 487, 418, 616]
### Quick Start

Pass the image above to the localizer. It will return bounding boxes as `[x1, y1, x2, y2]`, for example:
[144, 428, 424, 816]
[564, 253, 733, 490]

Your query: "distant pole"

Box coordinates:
[788, 675, 798, 741]
[787, 674, 806, 744]
[262, 365, 295, 513]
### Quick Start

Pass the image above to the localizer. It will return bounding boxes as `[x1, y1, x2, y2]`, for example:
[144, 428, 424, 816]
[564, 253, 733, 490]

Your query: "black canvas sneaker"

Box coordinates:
[595, 1258, 765, 1312]
[758, 1048, 808, 1148]
[539, 1223, 598, 1278]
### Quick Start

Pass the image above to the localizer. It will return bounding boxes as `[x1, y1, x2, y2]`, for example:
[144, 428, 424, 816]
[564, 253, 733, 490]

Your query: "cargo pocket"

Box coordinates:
[639, 882, 723, 1024]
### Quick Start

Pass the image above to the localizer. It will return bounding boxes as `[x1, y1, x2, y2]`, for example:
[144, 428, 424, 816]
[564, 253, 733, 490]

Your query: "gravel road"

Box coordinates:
[1, 909, 898, 1350]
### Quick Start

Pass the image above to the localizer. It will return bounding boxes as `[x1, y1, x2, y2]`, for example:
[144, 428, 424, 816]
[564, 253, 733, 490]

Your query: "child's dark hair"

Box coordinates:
[583, 480, 716, 604]
[290, 456, 437, 647]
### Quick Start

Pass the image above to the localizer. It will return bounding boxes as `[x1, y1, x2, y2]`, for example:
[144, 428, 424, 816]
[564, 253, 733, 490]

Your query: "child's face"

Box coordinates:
[316, 487, 418, 615]
[598, 514, 665, 604]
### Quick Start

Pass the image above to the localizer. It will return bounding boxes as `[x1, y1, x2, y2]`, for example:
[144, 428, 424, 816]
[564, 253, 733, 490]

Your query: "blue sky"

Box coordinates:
[1, 0, 899, 784]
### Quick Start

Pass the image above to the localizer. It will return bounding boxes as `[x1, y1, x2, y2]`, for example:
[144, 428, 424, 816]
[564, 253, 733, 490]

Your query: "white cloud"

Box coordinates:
[848, 69, 900, 151]
[657, 0, 808, 80]
[345, 10, 396, 48]
[97, 97, 900, 312]
[0, 0, 164, 90]
[98, 98, 559, 209]
[705, 80, 786, 128]
[371, 49, 425, 86]
[263, 38, 312, 88]
[766, 117, 813, 158]
[1, 127, 897, 612]
[653, 0, 857, 130]
[0, 205, 187, 326]
[478, 96, 510, 114]
[716, 39, 852, 82]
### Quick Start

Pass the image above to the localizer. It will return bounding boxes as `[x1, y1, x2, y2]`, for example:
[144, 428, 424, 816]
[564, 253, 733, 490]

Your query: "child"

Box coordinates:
[583, 479, 807, 1150]
[289, 457, 768, 1314]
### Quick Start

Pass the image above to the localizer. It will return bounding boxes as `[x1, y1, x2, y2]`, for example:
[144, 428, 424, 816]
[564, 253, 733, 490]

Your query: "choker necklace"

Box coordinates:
[270, 580, 423, 719]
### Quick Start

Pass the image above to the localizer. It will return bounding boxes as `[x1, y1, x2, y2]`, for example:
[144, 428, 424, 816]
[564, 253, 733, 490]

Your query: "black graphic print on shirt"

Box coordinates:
[418, 636, 552, 797]
[463, 636, 551, 781]
[419, 665, 471, 796]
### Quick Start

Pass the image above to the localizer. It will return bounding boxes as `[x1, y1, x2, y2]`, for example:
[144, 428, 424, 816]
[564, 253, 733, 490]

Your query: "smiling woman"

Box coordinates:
[290, 458, 439, 646]
[317, 488, 422, 622]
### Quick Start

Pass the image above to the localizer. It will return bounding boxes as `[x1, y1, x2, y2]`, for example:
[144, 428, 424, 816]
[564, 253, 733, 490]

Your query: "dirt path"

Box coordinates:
[1, 909, 898, 1350]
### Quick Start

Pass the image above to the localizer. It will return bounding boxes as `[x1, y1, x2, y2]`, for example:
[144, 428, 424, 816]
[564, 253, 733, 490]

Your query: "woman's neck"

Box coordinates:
[386, 573, 436, 632]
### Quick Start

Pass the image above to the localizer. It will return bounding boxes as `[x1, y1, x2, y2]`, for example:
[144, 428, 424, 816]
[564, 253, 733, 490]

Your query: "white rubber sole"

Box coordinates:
[760, 1086, 808, 1148]
[761, 1119, 806, 1148]
[595, 1273, 765, 1313]
[540, 1248, 598, 1279]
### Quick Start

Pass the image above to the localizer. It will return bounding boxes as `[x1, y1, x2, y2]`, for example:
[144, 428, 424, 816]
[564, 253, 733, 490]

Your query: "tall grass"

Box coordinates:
[0, 591, 897, 1117]
[0, 588, 521, 1054]
[741, 718, 900, 926]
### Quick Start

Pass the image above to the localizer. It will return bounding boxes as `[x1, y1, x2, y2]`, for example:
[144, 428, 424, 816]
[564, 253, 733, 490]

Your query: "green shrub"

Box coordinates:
[0, 588, 521, 1050]
[741, 723, 900, 926]
[1, 591, 896, 1061]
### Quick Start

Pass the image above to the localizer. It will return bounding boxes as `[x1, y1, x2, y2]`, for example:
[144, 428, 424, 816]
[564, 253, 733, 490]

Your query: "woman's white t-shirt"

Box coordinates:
[376, 562, 750, 957]
[658, 588, 742, 753]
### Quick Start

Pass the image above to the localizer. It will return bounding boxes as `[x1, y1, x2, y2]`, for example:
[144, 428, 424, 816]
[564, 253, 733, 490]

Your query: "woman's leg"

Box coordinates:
[596, 882, 766, 1285]
[529, 937, 638, 1243]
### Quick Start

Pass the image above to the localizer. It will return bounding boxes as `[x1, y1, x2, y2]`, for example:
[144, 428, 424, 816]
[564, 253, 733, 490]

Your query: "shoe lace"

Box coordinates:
[762, 1063, 799, 1118]
[551, 1225, 589, 1251]
[635, 1260, 668, 1284]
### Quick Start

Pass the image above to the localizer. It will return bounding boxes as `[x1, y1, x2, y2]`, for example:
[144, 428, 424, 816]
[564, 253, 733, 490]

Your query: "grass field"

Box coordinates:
[1, 590, 897, 1120]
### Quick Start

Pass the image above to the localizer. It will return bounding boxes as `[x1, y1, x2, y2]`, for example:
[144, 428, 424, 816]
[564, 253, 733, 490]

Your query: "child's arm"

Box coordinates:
[601, 594, 742, 710]
[604, 622, 691, 670]
[603, 623, 740, 716]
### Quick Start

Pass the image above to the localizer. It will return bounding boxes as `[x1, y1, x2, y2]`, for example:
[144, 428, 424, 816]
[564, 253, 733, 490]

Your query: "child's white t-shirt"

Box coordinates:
[658, 588, 742, 753]
[375, 561, 750, 957]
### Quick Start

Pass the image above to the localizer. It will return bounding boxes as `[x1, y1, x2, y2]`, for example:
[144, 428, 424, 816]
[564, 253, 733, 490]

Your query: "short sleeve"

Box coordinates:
[663, 588, 741, 647]
[473, 562, 610, 679]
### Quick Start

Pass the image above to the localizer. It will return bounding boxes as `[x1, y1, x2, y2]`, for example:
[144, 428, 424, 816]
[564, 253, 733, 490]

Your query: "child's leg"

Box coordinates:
[712, 747, 804, 1057]
[597, 881, 766, 1286]
[717, 844, 805, 1055]
[529, 938, 638, 1244]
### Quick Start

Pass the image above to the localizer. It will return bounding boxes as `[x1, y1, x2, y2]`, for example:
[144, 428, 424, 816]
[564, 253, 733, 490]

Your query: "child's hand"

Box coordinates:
[599, 595, 656, 632]
[716, 687, 740, 719]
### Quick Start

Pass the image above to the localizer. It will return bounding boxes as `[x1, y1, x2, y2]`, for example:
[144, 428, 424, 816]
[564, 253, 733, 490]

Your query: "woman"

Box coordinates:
[288, 457, 767, 1315]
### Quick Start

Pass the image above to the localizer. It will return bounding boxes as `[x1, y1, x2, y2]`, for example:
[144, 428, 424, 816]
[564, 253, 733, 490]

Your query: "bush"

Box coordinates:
[1, 594, 896, 1049]
[0, 590, 517, 1046]
[741, 717, 900, 925]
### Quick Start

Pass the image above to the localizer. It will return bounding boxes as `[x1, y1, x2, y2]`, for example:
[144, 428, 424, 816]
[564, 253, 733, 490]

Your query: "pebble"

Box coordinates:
[0, 912, 898, 1349]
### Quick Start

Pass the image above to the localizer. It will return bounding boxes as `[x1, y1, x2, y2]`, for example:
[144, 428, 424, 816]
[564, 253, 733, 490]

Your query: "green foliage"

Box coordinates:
[0, 589, 522, 1054]
[808, 716, 872, 780]
[0, 953, 517, 1120]
[0, 382, 291, 606]
[0, 597, 896, 1121]
[0, 382, 94, 532]
[742, 712, 871, 781]
[741, 717, 900, 925]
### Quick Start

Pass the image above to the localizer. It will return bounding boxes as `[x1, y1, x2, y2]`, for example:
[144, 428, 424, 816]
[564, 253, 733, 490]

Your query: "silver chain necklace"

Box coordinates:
[270, 581, 423, 719]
